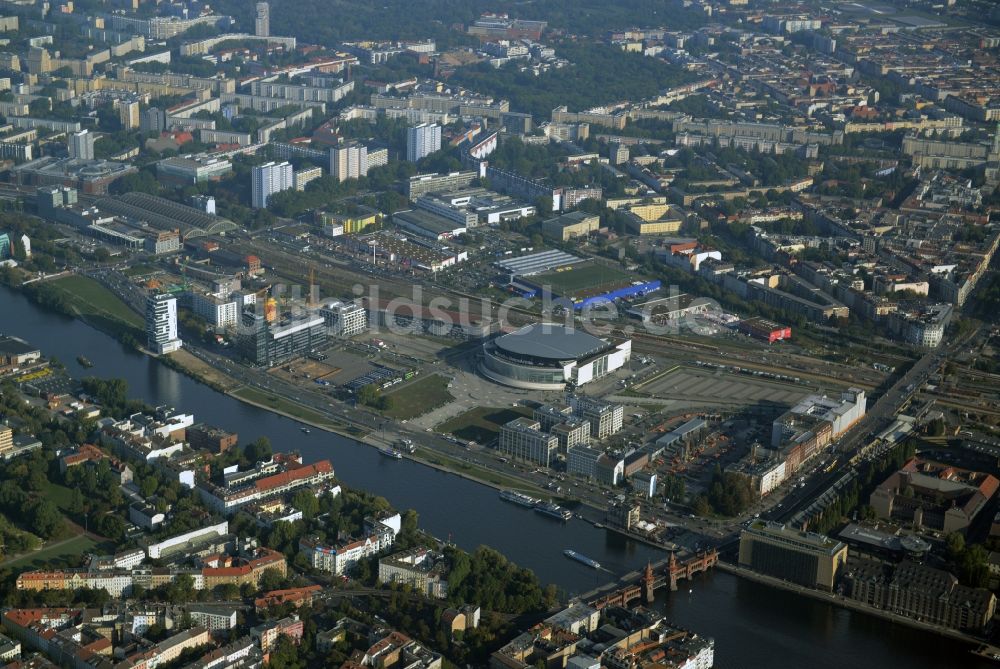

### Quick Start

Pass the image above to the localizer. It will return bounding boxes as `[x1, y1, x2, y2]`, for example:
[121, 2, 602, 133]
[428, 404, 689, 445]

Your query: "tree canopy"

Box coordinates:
[211, 0, 706, 46]
[452, 42, 699, 119]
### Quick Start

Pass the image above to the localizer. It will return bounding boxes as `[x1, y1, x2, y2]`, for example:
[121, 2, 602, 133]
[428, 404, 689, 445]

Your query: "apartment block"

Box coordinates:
[407, 123, 442, 162]
[251, 161, 293, 209]
[251, 615, 303, 653]
[146, 293, 182, 354]
[191, 292, 240, 328]
[329, 143, 368, 182]
[299, 523, 395, 576]
[378, 547, 449, 599]
[197, 459, 336, 514]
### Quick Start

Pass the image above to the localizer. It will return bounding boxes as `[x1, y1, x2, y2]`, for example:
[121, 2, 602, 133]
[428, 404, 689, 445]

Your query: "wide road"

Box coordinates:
[768, 323, 981, 527]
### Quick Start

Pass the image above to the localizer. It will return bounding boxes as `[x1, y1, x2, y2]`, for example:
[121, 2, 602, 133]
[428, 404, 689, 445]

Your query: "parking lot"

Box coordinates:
[268, 346, 386, 389]
[373, 330, 453, 364]
[639, 366, 811, 409]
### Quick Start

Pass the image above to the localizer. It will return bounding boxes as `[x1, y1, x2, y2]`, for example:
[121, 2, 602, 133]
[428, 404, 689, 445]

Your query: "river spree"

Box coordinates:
[0, 284, 987, 668]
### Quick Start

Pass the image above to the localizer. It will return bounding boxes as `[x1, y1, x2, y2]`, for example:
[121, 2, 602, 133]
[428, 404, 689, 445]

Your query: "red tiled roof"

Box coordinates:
[203, 565, 250, 578]
[254, 460, 332, 492]
[3, 608, 82, 629]
[204, 548, 284, 577]
[254, 585, 321, 608]
[83, 637, 112, 653]
[61, 443, 104, 467]
[249, 549, 285, 568]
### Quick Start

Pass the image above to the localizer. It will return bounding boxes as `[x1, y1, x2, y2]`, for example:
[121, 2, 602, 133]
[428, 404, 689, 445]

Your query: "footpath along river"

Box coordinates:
[0, 284, 986, 668]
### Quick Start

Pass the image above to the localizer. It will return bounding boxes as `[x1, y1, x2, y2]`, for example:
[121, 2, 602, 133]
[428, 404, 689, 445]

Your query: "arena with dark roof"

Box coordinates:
[480, 323, 631, 390]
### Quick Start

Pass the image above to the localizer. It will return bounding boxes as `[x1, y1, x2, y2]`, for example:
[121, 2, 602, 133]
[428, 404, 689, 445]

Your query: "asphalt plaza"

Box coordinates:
[638, 366, 812, 408]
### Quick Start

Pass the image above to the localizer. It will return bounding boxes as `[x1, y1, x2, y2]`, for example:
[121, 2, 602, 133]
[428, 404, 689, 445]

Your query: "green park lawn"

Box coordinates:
[2, 533, 103, 570]
[47, 275, 144, 332]
[437, 405, 533, 444]
[40, 481, 78, 512]
[383, 374, 453, 420]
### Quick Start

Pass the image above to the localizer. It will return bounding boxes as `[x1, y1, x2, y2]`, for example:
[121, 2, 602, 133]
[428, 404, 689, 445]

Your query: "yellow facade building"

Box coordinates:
[739, 521, 848, 592]
[320, 209, 382, 236]
[542, 211, 600, 241]
[624, 202, 683, 235]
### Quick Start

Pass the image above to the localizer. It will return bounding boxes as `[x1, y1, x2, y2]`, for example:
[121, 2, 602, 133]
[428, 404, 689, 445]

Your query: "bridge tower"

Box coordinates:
[642, 562, 656, 603]
[668, 551, 680, 591]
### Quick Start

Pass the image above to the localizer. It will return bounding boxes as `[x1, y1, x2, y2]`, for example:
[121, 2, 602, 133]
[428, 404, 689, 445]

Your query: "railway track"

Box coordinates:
[628, 332, 881, 390]
[230, 237, 890, 391]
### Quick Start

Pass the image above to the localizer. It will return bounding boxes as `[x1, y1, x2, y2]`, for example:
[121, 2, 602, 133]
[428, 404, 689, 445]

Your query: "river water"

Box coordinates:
[0, 285, 984, 668]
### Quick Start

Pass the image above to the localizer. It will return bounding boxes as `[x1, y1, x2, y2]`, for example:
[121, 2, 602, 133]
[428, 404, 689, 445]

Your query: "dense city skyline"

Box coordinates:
[0, 1, 998, 668]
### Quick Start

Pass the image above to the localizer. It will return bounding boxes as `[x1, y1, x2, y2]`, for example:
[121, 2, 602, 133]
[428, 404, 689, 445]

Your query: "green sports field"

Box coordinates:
[529, 261, 634, 299]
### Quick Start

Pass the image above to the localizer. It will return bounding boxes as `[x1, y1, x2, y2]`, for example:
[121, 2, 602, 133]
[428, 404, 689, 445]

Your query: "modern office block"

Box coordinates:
[498, 418, 559, 467]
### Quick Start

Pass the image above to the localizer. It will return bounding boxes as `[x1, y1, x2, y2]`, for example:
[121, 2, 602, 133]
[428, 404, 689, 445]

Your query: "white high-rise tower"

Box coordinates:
[146, 293, 182, 354]
[255, 2, 270, 37]
[251, 161, 293, 208]
[329, 144, 368, 182]
[406, 123, 442, 162]
[68, 130, 95, 160]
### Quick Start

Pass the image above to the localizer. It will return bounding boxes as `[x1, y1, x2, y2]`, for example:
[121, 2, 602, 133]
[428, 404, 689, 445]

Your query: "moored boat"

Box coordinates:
[499, 489, 539, 507]
[534, 501, 572, 521]
[972, 645, 1000, 664]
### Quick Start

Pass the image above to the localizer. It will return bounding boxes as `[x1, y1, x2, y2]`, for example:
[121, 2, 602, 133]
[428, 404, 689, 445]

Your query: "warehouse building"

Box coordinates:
[739, 521, 848, 591]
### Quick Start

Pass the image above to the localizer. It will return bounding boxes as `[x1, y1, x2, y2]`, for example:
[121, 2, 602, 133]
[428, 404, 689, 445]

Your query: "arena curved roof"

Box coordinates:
[494, 323, 609, 362]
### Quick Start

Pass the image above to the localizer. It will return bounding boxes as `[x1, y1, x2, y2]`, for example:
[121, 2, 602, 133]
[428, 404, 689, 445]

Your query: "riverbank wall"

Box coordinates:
[716, 560, 983, 647]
